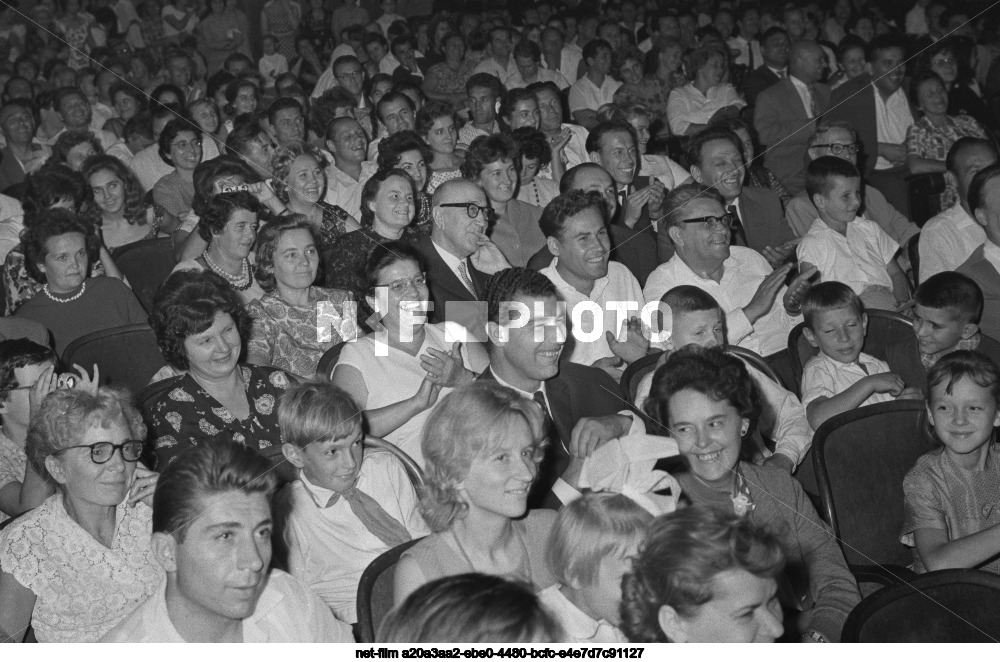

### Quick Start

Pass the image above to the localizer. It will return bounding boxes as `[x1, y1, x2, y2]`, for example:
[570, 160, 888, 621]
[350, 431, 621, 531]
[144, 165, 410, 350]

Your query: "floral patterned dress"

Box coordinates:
[143, 364, 292, 469]
[905, 114, 988, 210]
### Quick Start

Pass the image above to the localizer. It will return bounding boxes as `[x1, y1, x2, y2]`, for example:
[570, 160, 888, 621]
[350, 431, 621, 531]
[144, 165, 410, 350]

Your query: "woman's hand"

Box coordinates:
[128, 466, 159, 508]
[410, 375, 442, 412]
[421, 341, 473, 388]
[248, 180, 283, 211]
[28, 364, 59, 417]
[69, 363, 100, 396]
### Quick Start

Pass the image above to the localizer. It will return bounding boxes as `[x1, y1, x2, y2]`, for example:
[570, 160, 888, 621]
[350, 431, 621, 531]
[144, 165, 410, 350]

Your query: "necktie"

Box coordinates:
[727, 204, 749, 247]
[457, 259, 477, 296]
[778, 68, 787, 79]
[809, 84, 820, 117]
[617, 188, 628, 213]
[533, 390, 566, 453]
[325, 485, 412, 547]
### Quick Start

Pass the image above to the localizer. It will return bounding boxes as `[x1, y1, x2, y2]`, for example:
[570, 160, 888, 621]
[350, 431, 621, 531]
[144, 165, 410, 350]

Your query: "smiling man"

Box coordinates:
[324, 117, 377, 220]
[459, 73, 505, 150]
[101, 440, 354, 642]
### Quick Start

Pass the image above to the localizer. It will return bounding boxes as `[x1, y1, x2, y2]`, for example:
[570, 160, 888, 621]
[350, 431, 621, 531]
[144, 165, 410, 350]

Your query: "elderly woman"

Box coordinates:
[145, 269, 293, 468]
[620, 506, 786, 643]
[332, 242, 487, 462]
[246, 215, 359, 378]
[269, 141, 360, 250]
[644, 345, 860, 642]
[392, 381, 555, 604]
[0, 387, 160, 642]
[375, 130, 434, 235]
[44, 130, 102, 172]
[511, 128, 560, 208]
[905, 70, 988, 210]
[417, 100, 464, 193]
[666, 45, 745, 136]
[172, 191, 265, 303]
[152, 119, 202, 220]
[461, 134, 544, 268]
[14, 210, 147, 356]
[83, 155, 170, 251]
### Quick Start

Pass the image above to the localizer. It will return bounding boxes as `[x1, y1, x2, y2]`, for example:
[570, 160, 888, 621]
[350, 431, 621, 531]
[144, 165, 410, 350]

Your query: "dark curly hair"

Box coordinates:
[81, 154, 148, 226]
[484, 267, 558, 327]
[21, 165, 90, 217]
[499, 88, 538, 125]
[644, 344, 760, 436]
[620, 505, 785, 642]
[510, 127, 552, 170]
[158, 118, 202, 168]
[376, 130, 434, 174]
[196, 191, 264, 243]
[22, 209, 101, 284]
[253, 214, 319, 292]
[415, 99, 461, 139]
[460, 133, 521, 180]
[192, 156, 258, 217]
[45, 130, 103, 170]
[538, 190, 607, 239]
[149, 270, 252, 370]
[358, 168, 417, 228]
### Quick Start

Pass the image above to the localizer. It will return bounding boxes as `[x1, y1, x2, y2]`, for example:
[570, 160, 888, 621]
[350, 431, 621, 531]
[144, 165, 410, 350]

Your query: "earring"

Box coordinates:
[741, 423, 749, 436]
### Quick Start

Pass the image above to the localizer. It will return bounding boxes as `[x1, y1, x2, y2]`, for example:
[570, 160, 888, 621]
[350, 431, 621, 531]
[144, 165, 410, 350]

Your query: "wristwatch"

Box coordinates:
[802, 630, 829, 643]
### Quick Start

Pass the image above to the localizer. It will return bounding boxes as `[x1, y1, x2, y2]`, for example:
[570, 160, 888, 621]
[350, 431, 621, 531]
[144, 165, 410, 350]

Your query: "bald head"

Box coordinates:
[789, 40, 825, 85]
[431, 179, 491, 259]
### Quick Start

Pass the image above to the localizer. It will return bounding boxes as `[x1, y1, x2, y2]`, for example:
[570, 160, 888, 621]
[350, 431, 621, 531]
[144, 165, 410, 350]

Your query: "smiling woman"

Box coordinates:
[153, 119, 204, 221]
[83, 155, 168, 251]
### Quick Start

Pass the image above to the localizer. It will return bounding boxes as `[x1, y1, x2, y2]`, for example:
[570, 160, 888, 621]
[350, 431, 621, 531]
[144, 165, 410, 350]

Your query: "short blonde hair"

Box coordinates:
[277, 380, 361, 449]
[419, 382, 546, 532]
[548, 493, 653, 588]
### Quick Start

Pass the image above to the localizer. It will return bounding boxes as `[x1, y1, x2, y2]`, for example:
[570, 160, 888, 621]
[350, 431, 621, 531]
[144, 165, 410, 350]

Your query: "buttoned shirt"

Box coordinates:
[458, 120, 501, 150]
[504, 66, 571, 90]
[473, 55, 520, 82]
[568, 75, 622, 114]
[666, 82, 746, 135]
[920, 202, 987, 280]
[801, 351, 896, 413]
[642, 247, 799, 357]
[543, 48, 583, 84]
[323, 160, 377, 220]
[797, 217, 899, 295]
[489, 199, 546, 268]
[873, 85, 915, 170]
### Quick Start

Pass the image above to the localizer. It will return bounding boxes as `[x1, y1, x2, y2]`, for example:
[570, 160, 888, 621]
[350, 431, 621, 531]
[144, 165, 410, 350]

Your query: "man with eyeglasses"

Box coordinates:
[323, 116, 377, 221]
[644, 183, 815, 367]
[785, 121, 918, 246]
[414, 179, 511, 337]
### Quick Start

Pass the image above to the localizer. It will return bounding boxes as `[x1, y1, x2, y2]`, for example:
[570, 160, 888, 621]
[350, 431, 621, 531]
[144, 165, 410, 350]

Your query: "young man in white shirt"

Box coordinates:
[568, 39, 621, 130]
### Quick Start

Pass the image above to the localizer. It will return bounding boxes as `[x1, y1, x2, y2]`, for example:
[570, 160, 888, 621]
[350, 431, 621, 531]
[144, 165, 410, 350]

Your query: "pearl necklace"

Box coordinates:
[202, 251, 253, 291]
[43, 281, 86, 303]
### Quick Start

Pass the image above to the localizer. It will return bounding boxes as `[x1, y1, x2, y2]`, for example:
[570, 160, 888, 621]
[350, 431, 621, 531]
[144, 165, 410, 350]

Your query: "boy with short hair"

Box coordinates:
[800, 281, 922, 429]
[887, 271, 1000, 392]
[274, 380, 428, 626]
[258, 35, 289, 94]
[797, 156, 910, 310]
[635, 285, 813, 472]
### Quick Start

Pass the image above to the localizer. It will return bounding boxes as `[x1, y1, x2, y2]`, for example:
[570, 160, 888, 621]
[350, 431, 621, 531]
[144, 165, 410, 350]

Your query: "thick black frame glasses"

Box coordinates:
[54, 440, 145, 464]
[438, 202, 495, 219]
[680, 213, 735, 231]
[812, 143, 859, 155]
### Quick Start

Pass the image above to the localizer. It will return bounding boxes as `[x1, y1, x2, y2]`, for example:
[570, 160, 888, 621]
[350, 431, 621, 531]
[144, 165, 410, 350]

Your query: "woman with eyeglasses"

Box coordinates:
[332, 242, 487, 463]
[152, 119, 203, 221]
[0, 386, 160, 642]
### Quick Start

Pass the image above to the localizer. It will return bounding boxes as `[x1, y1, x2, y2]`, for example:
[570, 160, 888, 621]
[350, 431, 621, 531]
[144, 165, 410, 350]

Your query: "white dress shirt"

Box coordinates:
[797, 217, 899, 295]
[505, 66, 571, 90]
[801, 351, 896, 415]
[543, 48, 583, 84]
[919, 202, 987, 280]
[873, 85, 914, 170]
[789, 74, 817, 118]
[323, 160, 378, 220]
[473, 55, 520, 82]
[666, 83, 746, 135]
[568, 76, 622, 115]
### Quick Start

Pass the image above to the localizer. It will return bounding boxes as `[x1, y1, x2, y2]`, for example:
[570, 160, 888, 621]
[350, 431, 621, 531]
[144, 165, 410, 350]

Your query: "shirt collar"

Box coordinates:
[492, 367, 548, 401]
[546, 257, 608, 298]
[431, 237, 468, 268]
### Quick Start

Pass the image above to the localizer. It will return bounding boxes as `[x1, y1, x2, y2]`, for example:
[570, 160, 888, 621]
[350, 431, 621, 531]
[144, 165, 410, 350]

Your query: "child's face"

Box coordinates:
[815, 175, 861, 226]
[804, 307, 867, 364]
[287, 421, 364, 493]
[671, 308, 725, 350]
[576, 541, 640, 626]
[928, 376, 1000, 457]
[263, 38, 276, 55]
[913, 304, 977, 357]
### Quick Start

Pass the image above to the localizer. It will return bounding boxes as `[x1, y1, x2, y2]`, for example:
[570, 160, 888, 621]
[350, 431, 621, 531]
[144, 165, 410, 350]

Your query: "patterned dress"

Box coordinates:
[425, 61, 473, 98]
[905, 114, 988, 210]
[0, 430, 26, 525]
[143, 364, 292, 468]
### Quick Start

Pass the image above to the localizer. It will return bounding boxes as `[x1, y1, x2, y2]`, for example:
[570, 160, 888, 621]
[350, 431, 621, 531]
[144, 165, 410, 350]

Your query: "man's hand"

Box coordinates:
[569, 414, 632, 459]
[606, 316, 650, 364]
[864, 373, 906, 396]
[761, 239, 799, 268]
[621, 186, 654, 228]
[470, 240, 512, 274]
[590, 356, 624, 381]
[783, 262, 819, 314]
[646, 179, 666, 215]
[744, 263, 793, 324]
[897, 386, 924, 400]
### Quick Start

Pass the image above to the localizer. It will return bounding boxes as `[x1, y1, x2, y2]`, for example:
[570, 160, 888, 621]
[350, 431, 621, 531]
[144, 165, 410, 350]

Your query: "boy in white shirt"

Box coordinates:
[258, 35, 289, 95]
[797, 156, 910, 310]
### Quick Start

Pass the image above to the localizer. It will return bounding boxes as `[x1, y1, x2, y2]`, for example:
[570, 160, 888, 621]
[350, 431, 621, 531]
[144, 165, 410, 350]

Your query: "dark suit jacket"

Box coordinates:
[608, 175, 662, 287]
[958, 245, 1000, 344]
[0, 146, 26, 193]
[887, 331, 1000, 393]
[413, 234, 489, 338]
[754, 78, 831, 194]
[479, 361, 628, 509]
[740, 65, 782, 108]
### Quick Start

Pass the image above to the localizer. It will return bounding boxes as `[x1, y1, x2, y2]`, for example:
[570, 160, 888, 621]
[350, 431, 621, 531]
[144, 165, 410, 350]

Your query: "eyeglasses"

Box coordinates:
[438, 202, 495, 219]
[378, 273, 427, 295]
[54, 440, 145, 464]
[679, 213, 734, 231]
[336, 70, 365, 79]
[812, 142, 858, 156]
[171, 139, 202, 151]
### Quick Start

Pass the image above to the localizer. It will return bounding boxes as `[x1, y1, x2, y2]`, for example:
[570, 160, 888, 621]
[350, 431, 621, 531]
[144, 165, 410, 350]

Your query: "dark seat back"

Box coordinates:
[843, 569, 1000, 642]
[355, 538, 423, 643]
[907, 232, 921, 287]
[620, 351, 662, 406]
[112, 237, 177, 313]
[316, 341, 347, 380]
[62, 324, 166, 396]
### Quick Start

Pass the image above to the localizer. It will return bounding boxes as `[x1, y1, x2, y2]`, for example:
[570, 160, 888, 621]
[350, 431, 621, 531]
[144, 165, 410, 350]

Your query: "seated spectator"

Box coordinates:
[828, 35, 868, 90]
[920, 138, 997, 280]
[712, 116, 792, 208]
[500, 87, 541, 133]
[957, 164, 1000, 340]
[393, 381, 556, 604]
[222, 79, 259, 133]
[45, 130, 102, 172]
[800, 281, 922, 430]
[504, 38, 570, 90]
[0, 387, 159, 642]
[530, 81, 591, 176]
[83, 154, 170, 251]
[512, 127, 561, 208]
[382, 574, 560, 643]
[461, 134, 545, 268]
[323, 116, 377, 219]
[0, 99, 51, 192]
[797, 156, 910, 309]
[905, 71, 988, 210]
[740, 26, 790, 108]
[539, 493, 652, 643]
[331, 242, 487, 462]
[172, 191, 266, 304]
[620, 506, 786, 642]
[919, 39, 993, 131]
[422, 33, 472, 105]
[246, 215, 359, 379]
[102, 439, 354, 642]
[612, 56, 668, 133]
[785, 121, 919, 246]
[666, 44, 745, 137]
[274, 380, 428, 624]
[902, 352, 1000, 575]
[459, 73, 506, 149]
[568, 39, 620, 130]
[269, 141, 361, 251]
[224, 118, 278, 180]
[153, 119, 203, 220]
[14, 209, 146, 356]
[417, 100, 464, 193]
[888, 272, 1000, 392]
[599, 102, 691, 190]
[375, 130, 435, 234]
[145, 270, 293, 468]
[643, 346, 860, 641]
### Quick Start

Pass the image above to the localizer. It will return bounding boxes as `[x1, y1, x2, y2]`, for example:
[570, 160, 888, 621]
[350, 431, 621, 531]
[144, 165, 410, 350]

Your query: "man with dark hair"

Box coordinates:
[389, 35, 423, 85]
[540, 26, 581, 85]
[569, 39, 620, 129]
[740, 26, 790, 107]
[504, 39, 570, 90]
[459, 73, 506, 149]
[958, 164, 1000, 340]
[266, 97, 306, 146]
[225, 119, 277, 180]
[473, 26, 519, 83]
[53, 87, 132, 162]
[101, 440, 353, 642]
